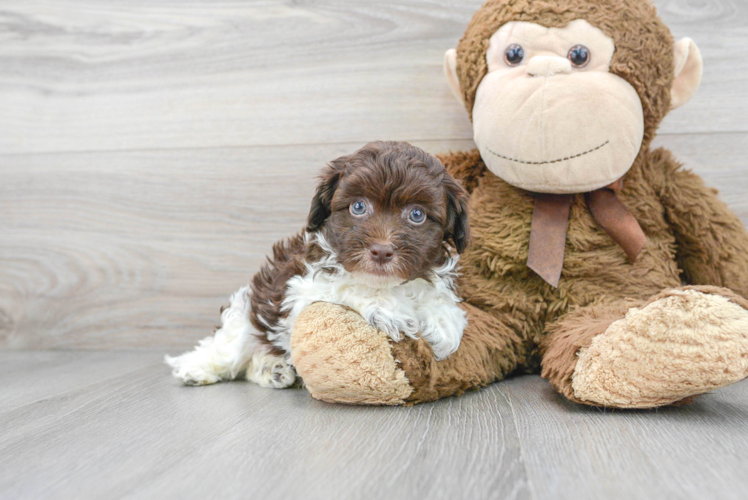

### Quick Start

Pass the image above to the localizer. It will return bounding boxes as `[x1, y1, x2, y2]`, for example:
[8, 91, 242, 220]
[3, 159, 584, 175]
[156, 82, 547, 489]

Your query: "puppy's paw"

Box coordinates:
[268, 358, 297, 389]
[368, 309, 422, 343]
[418, 310, 466, 360]
[164, 353, 221, 386]
[247, 352, 296, 389]
[368, 310, 402, 341]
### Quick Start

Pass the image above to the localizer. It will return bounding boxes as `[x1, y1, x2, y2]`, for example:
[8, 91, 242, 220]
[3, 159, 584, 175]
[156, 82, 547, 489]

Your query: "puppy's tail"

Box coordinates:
[165, 285, 268, 385]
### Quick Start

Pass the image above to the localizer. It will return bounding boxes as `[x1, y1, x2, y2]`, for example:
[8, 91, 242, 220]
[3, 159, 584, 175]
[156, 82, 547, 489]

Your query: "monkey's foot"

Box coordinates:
[572, 287, 748, 408]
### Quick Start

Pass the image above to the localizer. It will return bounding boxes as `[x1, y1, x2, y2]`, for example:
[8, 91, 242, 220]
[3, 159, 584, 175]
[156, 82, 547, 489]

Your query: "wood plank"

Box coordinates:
[2, 135, 746, 350]
[0, 355, 528, 500]
[3, 352, 746, 500]
[0, 140, 476, 350]
[502, 375, 748, 500]
[0, 351, 160, 412]
[0, 0, 746, 155]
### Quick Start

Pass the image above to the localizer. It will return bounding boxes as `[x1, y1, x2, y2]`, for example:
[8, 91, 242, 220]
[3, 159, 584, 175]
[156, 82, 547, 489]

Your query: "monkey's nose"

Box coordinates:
[369, 243, 395, 264]
[526, 56, 572, 77]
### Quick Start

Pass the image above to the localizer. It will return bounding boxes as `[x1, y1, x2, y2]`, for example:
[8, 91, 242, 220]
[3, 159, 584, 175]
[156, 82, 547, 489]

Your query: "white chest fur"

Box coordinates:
[267, 234, 467, 361]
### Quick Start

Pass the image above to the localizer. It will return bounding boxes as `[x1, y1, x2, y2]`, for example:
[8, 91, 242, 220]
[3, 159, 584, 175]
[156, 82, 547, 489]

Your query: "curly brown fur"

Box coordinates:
[649, 151, 748, 298]
[311, 141, 470, 278]
[249, 233, 315, 356]
[248, 141, 469, 354]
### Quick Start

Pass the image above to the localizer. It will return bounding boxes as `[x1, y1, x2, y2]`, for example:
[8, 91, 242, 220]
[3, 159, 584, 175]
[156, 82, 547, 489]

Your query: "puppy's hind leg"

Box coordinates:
[246, 352, 297, 389]
[165, 286, 260, 385]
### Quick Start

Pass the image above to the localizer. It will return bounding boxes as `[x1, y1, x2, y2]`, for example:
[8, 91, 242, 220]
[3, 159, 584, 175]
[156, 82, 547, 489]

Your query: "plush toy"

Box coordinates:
[290, 0, 748, 408]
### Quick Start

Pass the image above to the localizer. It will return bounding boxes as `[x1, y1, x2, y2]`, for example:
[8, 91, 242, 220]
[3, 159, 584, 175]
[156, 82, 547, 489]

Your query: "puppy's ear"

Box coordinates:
[443, 175, 470, 253]
[306, 160, 345, 232]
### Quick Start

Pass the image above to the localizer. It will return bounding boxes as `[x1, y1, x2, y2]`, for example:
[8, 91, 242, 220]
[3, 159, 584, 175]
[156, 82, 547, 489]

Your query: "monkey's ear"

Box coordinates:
[444, 49, 464, 106]
[443, 176, 470, 253]
[306, 164, 343, 232]
[671, 38, 703, 109]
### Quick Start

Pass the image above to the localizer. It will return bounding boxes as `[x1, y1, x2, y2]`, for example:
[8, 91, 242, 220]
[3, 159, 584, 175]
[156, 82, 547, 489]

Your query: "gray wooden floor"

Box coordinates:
[2, 1, 748, 499]
[2, 351, 748, 500]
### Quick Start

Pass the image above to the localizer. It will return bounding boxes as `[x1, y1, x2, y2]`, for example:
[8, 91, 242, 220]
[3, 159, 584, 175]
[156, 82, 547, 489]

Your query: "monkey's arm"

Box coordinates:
[653, 148, 748, 297]
[437, 149, 486, 194]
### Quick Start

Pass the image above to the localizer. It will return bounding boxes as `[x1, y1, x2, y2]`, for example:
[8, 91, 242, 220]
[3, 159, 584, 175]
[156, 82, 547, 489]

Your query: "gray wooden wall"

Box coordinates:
[1, 0, 746, 351]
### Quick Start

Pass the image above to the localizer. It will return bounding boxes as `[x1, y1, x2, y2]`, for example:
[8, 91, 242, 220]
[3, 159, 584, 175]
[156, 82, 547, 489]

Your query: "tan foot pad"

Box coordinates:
[291, 302, 413, 405]
[572, 289, 748, 408]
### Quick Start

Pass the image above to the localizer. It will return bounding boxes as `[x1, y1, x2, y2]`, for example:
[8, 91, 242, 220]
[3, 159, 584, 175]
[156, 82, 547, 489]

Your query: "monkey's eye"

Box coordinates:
[408, 207, 426, 224]
[350, 200, 368, 216]
[504, 44, 525, 66]
[568, 45, 590, 68]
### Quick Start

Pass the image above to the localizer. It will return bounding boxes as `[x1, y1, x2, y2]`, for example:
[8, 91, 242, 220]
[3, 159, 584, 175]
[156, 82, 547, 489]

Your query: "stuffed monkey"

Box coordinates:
[291, 0, 748, 408]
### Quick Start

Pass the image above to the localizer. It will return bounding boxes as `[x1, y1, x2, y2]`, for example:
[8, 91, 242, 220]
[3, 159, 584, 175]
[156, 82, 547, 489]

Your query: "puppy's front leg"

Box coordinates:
[418, 304, 467, 361]
[165, 286, 258, 385]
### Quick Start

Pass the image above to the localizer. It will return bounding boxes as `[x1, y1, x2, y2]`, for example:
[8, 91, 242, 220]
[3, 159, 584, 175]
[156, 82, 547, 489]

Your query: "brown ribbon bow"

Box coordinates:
[526, 180, 646, 288]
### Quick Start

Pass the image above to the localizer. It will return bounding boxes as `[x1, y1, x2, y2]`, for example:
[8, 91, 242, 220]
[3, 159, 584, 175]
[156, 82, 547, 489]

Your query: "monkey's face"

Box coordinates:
[444, 3, 703, 195]
[450, 19, 646, 194]
[472, 20, 644, 194]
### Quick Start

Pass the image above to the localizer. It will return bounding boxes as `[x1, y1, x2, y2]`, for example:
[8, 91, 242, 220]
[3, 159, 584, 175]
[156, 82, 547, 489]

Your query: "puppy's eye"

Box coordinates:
[350, 200, 368, 216]
[504, 44, 524, 66]
[568, 45, 590, 68]
[408, 207, 426, 224]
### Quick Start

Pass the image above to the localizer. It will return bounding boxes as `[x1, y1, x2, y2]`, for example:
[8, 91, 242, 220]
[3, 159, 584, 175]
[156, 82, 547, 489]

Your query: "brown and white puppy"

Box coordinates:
[166, 141, 469, 388]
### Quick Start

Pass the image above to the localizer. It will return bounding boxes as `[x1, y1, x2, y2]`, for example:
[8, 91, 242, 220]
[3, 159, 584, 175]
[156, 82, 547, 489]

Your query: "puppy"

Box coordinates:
[165, 141, 470, 388]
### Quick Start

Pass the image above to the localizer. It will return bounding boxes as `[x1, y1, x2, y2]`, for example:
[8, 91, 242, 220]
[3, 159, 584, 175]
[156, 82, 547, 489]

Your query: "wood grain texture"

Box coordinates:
[0, 0, 746, 156]
[2, 352, 748, 500]
[501, 375, 748, 500]
[0, 140, 476, 350]
[0, 350, 159, 411]
[2, 135, 746, 350]
[1, 0, 747, 351]
[0, 352, 529, 500]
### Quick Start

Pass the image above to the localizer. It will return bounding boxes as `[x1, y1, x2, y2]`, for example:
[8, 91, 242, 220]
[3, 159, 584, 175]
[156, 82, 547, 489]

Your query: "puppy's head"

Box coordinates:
[307, 141, 469, 287]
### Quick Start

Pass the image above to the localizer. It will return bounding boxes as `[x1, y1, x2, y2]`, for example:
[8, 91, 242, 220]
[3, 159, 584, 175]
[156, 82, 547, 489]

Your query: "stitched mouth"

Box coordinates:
[486, 140, 609, 165]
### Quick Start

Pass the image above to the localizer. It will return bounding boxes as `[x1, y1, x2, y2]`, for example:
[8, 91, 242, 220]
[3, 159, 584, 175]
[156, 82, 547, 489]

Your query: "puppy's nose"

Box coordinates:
[369, 243, 395, 264]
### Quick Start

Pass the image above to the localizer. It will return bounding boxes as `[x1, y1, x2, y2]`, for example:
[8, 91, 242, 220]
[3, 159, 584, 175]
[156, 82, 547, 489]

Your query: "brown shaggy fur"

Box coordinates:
[386, 0, 748, 406]
[391, 303, 527, 404]
[540, 299, 643, 404]
[427, 144, 748, 405]
[291, 0, 748, 408]
[540, 285, 748, 406]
